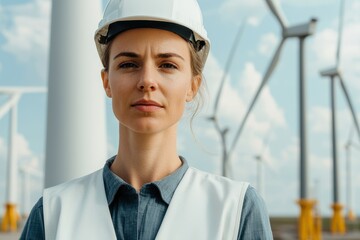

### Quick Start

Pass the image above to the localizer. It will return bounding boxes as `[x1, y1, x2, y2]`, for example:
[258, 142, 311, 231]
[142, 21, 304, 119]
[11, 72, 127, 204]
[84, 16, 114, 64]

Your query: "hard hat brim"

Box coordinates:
[94, 17, 210, 69]
[101, 20, 203, 48]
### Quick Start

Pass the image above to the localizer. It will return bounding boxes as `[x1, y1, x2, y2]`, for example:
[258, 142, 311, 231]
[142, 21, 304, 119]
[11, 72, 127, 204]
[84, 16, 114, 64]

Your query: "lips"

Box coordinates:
[131, 99, 164, 112]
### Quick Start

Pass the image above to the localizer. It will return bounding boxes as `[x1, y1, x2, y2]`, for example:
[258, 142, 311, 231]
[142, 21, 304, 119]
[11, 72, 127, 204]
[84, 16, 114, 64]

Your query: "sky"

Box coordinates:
[0, 0, 360, 217]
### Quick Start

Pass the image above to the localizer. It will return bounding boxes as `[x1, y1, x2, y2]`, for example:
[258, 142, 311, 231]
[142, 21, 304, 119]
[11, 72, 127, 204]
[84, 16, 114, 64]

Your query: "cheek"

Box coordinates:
[169, 80, 192, 107]
[108, 72, 134, 95]
[108, 77, 130, 118]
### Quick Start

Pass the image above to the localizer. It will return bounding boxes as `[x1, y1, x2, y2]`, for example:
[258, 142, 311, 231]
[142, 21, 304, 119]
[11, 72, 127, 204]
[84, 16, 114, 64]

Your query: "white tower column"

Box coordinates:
[45, 0, 107, 187]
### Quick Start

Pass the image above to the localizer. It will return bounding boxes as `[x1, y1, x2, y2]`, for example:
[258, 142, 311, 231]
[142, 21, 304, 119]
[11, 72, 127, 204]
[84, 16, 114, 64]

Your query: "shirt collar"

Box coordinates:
[103, 155, 189, 205]
[152, 156, 188, 204]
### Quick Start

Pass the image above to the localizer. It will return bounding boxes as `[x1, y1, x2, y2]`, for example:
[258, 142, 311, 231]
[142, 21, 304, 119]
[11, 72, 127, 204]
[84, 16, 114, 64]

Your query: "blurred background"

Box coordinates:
[0, 0, 359, 239]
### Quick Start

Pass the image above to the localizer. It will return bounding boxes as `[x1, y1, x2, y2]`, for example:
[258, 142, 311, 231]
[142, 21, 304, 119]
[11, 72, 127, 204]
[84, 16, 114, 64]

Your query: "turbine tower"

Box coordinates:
[253, 131, 273, 197]
[254, 154, 264, 196]
[344, 127, 359, 221]
[320, 0, 360, 233]
[222, 1, 317, 239]
[0, 87, 46, 232]
[19, 164, 43, 218]
[45, 0, 107, 187]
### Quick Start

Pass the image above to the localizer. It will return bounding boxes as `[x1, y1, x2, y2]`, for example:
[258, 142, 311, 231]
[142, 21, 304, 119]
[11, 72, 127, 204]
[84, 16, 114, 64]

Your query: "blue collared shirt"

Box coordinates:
[20, 156, 273, 239]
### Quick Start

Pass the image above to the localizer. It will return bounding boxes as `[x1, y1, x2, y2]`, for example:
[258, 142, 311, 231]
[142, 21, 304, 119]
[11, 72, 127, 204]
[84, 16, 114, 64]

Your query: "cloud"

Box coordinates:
[16, 134, 34, 159]
[309, 106, 357, 139]
[312, 25, 360, 77]
[311, 0, 360, 90]
[0, 0, 51, 80]
[0, 134, 43, 215]
[218, 0, 268, 24]
[309, 106, 330, 134]
[203, 54, 286, 136]
[1, 0, 51, 58]
[247, 17, 261, 27]
[0, 133, 43, 174]
[310, 153, 331, 176]
[204, 53, 247, 124]
[258, 33, 278, 55]
[238, 62, 286, 128]
[311, 28, 337, 69]
[199, 53, 285, 186]
[280, 137, 299, 167]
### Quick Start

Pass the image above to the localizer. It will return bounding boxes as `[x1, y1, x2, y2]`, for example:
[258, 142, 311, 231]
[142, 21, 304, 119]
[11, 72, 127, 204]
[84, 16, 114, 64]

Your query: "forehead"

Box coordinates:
[110, 28, 190, 56]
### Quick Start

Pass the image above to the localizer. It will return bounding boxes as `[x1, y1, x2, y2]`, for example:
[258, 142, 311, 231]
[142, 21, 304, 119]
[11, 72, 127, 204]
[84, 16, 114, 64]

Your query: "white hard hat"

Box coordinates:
[94, 0, 210, 69]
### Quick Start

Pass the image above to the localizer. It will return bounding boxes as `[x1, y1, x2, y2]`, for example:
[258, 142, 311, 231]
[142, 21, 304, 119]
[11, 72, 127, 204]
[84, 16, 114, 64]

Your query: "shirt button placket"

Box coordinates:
[123, 191, 139, 240]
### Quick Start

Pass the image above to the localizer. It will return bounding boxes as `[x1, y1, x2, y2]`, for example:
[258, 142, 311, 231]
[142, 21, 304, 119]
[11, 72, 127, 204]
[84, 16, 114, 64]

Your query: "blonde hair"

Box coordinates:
[187, 42, 206, 129]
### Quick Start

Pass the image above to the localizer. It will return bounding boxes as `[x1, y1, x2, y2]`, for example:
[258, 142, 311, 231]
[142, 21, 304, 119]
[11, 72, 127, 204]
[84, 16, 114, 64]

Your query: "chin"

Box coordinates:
[122, 119, 178, 135]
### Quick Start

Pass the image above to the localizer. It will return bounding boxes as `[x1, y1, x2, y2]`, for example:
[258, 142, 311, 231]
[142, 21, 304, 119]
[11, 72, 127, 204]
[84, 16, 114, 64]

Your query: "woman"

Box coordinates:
[21, 0, 273, 239]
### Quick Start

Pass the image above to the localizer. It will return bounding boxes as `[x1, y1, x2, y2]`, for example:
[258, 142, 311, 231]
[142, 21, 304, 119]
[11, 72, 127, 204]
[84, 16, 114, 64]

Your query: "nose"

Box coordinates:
[137, 64, 158, 92]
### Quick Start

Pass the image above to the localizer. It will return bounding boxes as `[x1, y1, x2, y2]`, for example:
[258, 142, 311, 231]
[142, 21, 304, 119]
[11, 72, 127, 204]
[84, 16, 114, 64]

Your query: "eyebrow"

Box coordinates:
[157, 53, 185, 61]
[113, 52, 139, 60]
[113, 51, 185, 61]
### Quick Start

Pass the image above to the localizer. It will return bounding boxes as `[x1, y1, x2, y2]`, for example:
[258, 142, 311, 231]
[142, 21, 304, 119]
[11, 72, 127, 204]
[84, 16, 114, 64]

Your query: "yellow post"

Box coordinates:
[313, 209, 322, 240]
[347, 209, 356, 221]
[1, 203, 20, 232]
[297, 199, 316, 240]
[330, 203, 346, 234]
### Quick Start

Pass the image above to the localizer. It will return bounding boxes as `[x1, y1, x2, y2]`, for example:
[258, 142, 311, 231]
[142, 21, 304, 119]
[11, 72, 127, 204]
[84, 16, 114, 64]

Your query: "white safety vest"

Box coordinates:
[43, 167, 249, 240]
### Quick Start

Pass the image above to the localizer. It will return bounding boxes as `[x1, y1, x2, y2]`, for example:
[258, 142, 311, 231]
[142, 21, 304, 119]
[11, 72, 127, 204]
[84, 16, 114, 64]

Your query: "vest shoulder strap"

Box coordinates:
[156, 167, 249, 240]
[43, 170, 117, 240]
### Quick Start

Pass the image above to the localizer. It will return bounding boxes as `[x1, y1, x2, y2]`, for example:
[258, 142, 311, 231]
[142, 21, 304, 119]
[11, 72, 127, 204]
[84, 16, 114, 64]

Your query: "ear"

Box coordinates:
[101, 69, 112, 98]
[186, 75, 201, 102]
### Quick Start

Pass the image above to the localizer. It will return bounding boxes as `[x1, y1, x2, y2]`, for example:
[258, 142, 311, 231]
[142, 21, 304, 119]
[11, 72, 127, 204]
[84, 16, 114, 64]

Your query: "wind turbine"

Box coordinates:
[19, 163, 43, 218]
[0, 87, 46, 232]
[319, 0, 360, 233]
[253, 131, 273, 197]
[211, 1, 317, 239]
[208, 20, 246, 177]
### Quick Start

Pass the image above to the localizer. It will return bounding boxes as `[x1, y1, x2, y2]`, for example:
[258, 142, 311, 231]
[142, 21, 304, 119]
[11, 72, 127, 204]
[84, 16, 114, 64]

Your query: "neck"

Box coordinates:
[111, 124, 181, 191]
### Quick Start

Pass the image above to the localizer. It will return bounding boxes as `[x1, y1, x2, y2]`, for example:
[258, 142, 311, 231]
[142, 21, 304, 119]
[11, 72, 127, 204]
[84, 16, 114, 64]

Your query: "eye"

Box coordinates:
[160, 63, 177, 69]
[118, 62, 138, 69]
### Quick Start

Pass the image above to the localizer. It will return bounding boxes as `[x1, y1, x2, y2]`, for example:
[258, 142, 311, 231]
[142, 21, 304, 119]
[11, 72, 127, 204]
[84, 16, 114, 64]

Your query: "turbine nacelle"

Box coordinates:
[320, 67, 341, 77]
[254, 155, 262, 161]
[284, 18, 318, 38]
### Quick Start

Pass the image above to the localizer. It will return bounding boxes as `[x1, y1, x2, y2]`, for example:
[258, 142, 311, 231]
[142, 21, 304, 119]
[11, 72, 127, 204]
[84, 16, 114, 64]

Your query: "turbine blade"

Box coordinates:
[0, 87, 47, 94]
[0, 94, 21, 119]
[213, 21, 246, 116]
[229, 38, 286, 156]
[336, 0, 346, 66]
[264, 0, 288, 31]
[338, 74, 360, 142]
